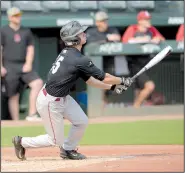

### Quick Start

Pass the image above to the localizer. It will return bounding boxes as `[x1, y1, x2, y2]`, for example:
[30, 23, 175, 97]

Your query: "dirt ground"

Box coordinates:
[1, 114, 184, 172]
[1, 145, 184, 172]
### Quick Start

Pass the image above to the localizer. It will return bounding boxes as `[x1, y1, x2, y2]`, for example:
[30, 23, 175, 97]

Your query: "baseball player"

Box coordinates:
[12, 21, 133, 160]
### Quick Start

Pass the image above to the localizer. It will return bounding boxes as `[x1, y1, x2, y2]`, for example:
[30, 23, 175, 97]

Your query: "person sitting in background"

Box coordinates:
[1, 7, 43, 121]
[176, 24, 184, 42]
[122, 11, 165, 108]
[122, 11, 165, 44]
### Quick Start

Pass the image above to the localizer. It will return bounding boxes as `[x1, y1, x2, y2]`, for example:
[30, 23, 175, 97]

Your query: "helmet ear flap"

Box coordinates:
[64, 36, 81, 46]
[73, 36, 81, 46]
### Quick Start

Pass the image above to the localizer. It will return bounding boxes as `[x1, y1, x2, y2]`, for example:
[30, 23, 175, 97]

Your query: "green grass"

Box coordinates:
[1, 119, 184, 147]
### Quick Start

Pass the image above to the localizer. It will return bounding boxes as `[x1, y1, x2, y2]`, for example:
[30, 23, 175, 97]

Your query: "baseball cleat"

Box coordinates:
[60, 147, 86, 160]
[12, 136, 26, 161]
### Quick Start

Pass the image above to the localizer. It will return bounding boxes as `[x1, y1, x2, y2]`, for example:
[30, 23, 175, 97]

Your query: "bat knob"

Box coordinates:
[116, 88, 122, 94]
[166, 46, 173, 52]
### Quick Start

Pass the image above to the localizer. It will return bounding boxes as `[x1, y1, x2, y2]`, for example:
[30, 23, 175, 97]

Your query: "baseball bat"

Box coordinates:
[131, 46, 173, 81]
[116, 46, 173, 94]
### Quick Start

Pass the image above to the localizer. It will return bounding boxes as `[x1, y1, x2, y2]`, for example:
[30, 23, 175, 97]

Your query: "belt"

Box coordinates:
[42, 88, 60, 101]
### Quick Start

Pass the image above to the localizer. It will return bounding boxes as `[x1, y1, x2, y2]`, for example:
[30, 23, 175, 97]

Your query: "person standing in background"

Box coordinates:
[1, 7, 43, 121]
[122, 11, 165, 108]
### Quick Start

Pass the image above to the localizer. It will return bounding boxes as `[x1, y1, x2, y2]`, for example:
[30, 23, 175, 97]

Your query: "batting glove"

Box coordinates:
[110, 84, 127, 94]
[121, 77, 133, 87]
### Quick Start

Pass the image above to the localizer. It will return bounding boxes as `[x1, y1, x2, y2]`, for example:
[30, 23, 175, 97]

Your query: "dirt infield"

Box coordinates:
[2, 145, 184, 172]
[1, 114, 184, 172]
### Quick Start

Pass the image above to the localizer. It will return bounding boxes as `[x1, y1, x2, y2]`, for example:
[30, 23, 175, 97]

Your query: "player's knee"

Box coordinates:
[78, 115, 88, 127]
[145, 81, 155, 92]
[47, 134, 63, 146]
[9, 93, 19, 101]
[47, 135, 56, 146]
[35, 79, 43, 89]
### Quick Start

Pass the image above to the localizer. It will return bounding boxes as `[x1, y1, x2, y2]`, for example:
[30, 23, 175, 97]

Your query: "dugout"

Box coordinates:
[1, 1, 184, 118]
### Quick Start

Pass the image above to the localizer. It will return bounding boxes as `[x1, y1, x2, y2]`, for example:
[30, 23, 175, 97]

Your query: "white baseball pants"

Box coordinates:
[21, 87, 88, 150]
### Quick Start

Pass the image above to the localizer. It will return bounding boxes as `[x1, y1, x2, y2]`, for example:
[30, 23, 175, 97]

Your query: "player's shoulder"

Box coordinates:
[75, 55, 94, 68]
[60, 47, 83, 62]
[76, 53, 90, 63]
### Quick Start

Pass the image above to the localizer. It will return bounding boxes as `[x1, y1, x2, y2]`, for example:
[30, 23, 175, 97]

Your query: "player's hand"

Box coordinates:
[110, 84, 130, 94]
[110, 77, 133, 94]
[1, 66, 7, 77]
[114, 77, 133, 94]
[22, 63, 32, 73]
[121, 77, 133, 87]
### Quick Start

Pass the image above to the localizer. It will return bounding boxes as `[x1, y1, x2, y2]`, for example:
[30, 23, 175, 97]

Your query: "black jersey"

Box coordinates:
[45, 47, 105, 97]
[1, 25, 34, 70]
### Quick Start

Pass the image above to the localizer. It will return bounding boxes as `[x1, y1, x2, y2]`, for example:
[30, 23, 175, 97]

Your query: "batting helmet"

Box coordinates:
[60, 21, 88, 46]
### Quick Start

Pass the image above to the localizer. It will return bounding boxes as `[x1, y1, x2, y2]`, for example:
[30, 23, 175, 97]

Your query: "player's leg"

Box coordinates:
[12, 89, 65, 160]
[4, 72, 20, 120]
[8, 93, 20, 120]
[128, 61, 155, 108]
[21, 71, 43, 121]
[133, 73, 155, 108]
[62, 95, 88, 160]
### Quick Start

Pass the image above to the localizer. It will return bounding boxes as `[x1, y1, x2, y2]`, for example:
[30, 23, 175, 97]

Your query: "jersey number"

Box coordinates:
[51, 56, 64, 74]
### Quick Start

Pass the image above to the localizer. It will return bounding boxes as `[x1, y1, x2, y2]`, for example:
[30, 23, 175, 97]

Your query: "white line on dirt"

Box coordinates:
[2, 157, 124, 172]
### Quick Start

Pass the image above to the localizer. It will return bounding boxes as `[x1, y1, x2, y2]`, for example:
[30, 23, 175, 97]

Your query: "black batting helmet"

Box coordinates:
[60, 21, 88, 46]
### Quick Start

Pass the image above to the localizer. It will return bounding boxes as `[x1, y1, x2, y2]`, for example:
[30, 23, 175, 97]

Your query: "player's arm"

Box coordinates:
[1, 29, 7, 77]
[25, 29, 34, 67]
[1, 46, 7, 77]
[1, 46, 3, 67]
[103, 73, 122, 84]
[77, 57, 132, 88]
[86, 76, 112, 90]
[84, 76, 124, 93]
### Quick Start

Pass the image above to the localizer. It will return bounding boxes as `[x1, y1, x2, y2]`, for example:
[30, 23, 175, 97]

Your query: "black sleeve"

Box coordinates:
[76, 57, 105, 81]
[79, 71, 91, 82]
[26, 29, 34, 46]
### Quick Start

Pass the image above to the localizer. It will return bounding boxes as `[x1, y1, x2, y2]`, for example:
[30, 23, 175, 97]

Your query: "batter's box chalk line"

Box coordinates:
[87, 153, 183, 160]
[87, 155, 136, 160]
